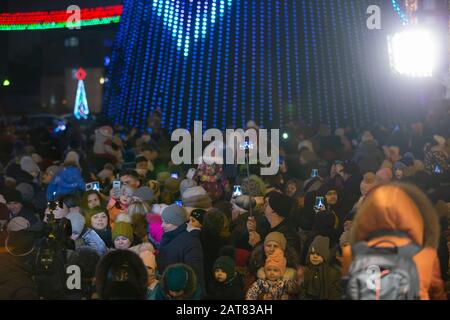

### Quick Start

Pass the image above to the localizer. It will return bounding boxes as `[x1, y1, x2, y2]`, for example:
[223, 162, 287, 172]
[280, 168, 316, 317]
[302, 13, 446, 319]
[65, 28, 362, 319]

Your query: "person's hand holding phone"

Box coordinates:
[247, 216, 257, 233]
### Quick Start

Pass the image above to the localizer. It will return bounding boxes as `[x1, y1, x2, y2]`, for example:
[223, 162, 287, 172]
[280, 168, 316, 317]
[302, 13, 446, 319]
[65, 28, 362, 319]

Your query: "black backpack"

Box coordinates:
[344, 230, 421, 300]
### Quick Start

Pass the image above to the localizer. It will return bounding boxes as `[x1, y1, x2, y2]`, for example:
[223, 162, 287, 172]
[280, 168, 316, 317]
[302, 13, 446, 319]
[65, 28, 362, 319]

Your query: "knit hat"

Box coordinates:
[66, 210, 86, 235]
[213, 256, 235, 279]
[264, 248, 286, 274]
[241, 175, 267, 197]
[31, 153, 42, 164]
[20, 156, 40, 176]
[65, 151, 80, 167]
[16, 183, 34, 203]
[307, 235, 330, 261]
[112, 218, 134, 242]
[376, 167, 393, 183]
[234, 195, 256, 211]
[4, 189, 23, 203]
[264, 232, 287, 251]
[45, 165, 61, 177]
[157, 172, 171, 185]
[360, 172, 379, 196]
[161, 204, 187, 227]
[7, 216, 30, 232]
[148, 180, 160, 196]
[393, 162, 407, 175]
[133, 187, 155, 204]
[401, 152, 415, 167]
[139, 250, 157, 270]
[182, 186, 212, 209]
[164, 177, 180, 194]
[265, 191, 293, 218]
[190, 208, 206, 225]
[165, 265, 189, 292]
[180, 179, 197, 195]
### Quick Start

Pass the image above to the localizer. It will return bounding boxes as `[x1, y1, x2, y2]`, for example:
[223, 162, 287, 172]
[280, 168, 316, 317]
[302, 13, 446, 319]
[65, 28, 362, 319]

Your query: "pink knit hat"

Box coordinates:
[376, 167, 393, 183]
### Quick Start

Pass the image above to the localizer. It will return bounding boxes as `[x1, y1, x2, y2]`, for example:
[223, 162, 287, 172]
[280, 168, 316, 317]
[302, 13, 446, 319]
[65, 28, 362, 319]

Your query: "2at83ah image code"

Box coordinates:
[220, 304, 273, 315]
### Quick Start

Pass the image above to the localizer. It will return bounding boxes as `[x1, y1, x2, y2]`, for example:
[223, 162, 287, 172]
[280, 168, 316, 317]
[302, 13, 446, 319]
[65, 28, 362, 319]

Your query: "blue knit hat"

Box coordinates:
[165, 265, 189, 292]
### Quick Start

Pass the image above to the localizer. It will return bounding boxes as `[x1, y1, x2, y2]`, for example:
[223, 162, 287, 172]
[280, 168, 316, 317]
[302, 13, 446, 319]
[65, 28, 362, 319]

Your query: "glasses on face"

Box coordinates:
[115, 236, 128, 241]
[326, 191, 337, 196]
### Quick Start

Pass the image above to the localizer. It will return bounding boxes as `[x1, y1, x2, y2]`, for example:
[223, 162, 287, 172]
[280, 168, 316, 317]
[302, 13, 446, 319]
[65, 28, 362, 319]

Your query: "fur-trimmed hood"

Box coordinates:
[350, 183, 440, 249]
[95, 250, 148, 300]
[159, 263, 199, 299]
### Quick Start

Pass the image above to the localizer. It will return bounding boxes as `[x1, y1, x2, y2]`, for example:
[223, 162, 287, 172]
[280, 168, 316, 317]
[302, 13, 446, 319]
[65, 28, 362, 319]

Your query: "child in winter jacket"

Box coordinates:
[206, 255, 244, 300]
[246, 249, 297, 300]
[299, 235, 343, 300]
[107, 186, 133, 228]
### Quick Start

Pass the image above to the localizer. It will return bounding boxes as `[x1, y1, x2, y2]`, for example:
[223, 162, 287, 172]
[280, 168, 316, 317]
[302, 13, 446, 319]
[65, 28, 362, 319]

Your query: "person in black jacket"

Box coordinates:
[3, 188, 38, 226]
[0, 217, 38, 299]
[247, 191, 301, 258]
[206, 254, 244, 300]
[156, 204, 205, 290]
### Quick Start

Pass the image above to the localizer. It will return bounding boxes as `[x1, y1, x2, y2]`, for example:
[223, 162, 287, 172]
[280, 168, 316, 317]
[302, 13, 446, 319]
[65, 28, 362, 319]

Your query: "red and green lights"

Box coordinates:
[0, 5, 122, 31]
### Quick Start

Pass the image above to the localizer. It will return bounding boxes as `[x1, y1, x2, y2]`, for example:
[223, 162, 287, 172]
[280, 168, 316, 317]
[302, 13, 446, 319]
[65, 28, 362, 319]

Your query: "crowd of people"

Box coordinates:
[0, 105, 449, 300]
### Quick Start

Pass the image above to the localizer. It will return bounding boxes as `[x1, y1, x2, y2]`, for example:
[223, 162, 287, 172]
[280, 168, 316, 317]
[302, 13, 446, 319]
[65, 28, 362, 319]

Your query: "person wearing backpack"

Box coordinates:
[342, 183, 447, 300]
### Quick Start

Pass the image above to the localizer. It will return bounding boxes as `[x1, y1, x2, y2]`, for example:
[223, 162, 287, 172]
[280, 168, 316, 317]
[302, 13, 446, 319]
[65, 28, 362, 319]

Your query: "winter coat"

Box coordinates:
[206, 273, 244, 300]
[246, 278, 296, 300]
[200, 229, 229, 283]
[93, 228, 113, 248]
[300, 236, 342, 300]
[47, 166, 85, 201]
[230, 210, 270, 252]
[146, 213, 164, 248]
[299, 263, 343, 300]
[0, 253, 38, 299]
[156, 223, 205, 289]
[154, 263, 202, 300]
[343, 183, 447, 300]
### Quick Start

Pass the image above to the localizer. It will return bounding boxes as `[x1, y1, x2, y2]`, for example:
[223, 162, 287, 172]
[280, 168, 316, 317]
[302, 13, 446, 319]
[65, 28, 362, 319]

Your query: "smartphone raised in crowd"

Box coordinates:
[314, 196, 325, 212]
[232, 185, 242, 198]
[311, 169, 319, 178]
[113, 180, 121, 189]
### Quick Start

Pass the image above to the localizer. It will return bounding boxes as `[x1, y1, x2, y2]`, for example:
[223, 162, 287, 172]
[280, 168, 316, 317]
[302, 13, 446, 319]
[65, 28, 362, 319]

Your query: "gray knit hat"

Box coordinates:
[133, 186, 156, 204]
[180, 178, 197, 195]
[161, 204, 187, 227]
[16, 183, 34, 203]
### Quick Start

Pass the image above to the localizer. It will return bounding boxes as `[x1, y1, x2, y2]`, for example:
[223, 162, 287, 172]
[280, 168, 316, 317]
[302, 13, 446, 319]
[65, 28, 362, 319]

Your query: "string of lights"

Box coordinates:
[104, 0, 415, 131]
[0, 5, 122, 30]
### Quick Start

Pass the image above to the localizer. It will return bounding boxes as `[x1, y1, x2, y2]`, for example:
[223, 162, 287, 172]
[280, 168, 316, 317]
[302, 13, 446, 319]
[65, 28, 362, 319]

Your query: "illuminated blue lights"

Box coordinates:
[104, 0, 396, 133]
[391, 0, 409, 26]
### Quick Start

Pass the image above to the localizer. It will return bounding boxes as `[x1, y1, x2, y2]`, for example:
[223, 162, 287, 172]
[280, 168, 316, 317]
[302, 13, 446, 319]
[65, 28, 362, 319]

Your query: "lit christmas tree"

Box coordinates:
[73, 67, 89, 120]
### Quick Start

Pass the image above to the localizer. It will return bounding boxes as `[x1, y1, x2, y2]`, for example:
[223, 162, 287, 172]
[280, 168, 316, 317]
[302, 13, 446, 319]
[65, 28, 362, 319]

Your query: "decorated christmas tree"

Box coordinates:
[73, 67, 89, 120]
